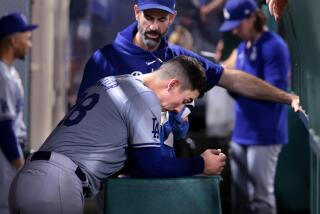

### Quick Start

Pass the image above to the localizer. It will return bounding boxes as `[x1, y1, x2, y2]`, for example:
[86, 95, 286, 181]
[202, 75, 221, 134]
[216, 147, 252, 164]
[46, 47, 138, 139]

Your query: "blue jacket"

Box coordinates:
[232, 31, 290, 145]
[79, 22, 224, 156]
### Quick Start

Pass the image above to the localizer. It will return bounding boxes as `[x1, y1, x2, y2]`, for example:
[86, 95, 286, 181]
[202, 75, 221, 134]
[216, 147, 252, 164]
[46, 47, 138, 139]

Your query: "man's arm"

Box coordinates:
[218, 68, 300, 111]
[129, 147, 226, 178]
[200, 0, 225, 22]
[0, 120, 24, 170]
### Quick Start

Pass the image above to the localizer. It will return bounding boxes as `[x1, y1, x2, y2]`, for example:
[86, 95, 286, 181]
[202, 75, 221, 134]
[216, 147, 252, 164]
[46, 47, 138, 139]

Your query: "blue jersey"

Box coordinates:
[78, 22, 224, 156]
[232, 31, 290, 145]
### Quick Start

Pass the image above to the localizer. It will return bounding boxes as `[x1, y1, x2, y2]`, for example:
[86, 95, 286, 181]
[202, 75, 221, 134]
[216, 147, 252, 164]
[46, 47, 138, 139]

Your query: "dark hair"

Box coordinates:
[253, 9, 267, 32]
[159, 55, 207, 97]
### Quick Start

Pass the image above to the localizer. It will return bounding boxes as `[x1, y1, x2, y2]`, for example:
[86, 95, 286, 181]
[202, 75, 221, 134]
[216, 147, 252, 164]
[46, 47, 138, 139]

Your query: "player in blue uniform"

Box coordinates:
[0, 13, 38, 214]
[9, 56, 227, 214]
[220, 0, 291, 213]
[78, 0, 300, 159]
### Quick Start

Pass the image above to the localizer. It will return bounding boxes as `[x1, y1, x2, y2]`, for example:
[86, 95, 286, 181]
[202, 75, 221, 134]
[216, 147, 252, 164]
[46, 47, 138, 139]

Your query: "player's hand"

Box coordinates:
[290, 94, 301, 112]
[11, 157, 25, 170]
[201, 149, 226, 175]
[267, 0, 288, 21]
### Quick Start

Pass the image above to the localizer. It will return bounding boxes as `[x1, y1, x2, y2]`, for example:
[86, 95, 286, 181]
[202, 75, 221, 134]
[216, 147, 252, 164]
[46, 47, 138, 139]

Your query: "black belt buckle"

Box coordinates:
[31, 151, 51, 161]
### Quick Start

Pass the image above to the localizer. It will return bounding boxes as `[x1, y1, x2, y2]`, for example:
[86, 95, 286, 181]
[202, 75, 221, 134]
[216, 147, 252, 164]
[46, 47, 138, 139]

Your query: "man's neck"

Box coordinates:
[138, 73, 158, 90]
[0, 50, 14, 65]
[138, 73, 150, 85]
[247, 29, 266, 48]
[138, 72, 167, 105]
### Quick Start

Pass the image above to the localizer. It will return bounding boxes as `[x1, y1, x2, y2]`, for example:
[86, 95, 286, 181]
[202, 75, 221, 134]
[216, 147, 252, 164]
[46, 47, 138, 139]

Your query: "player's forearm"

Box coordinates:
[201, 0, 225, 15]
[0, 120, 22, 162]
[130, 147, 204, 178]
[219, 68, 298, 106]
[11, 157, 25, 170]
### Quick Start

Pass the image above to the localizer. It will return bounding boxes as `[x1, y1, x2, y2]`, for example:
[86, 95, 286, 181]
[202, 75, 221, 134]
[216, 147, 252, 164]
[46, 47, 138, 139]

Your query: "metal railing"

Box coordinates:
[283, 0, 320, 213]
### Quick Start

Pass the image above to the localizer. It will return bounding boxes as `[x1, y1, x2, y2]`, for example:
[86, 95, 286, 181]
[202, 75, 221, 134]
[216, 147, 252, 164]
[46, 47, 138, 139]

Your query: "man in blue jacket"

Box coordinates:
[219, 0, 291, 213]
[78, 0, 300, 159]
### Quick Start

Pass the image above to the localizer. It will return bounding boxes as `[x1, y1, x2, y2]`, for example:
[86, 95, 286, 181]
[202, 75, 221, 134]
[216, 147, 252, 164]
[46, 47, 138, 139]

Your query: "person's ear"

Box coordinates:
[134, 5, 140, 20]
[249, 12, 257, 22]
[167, 79, 179, 91]
[10, 35, 19, 49]
[169, 12, 177, 25]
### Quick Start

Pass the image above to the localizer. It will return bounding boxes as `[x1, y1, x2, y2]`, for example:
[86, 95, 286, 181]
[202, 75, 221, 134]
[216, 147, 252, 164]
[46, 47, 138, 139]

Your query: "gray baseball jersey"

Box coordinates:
[39, 75, 161, 195]
[0, 60, 26, 140]
[0, 60, 25, 214]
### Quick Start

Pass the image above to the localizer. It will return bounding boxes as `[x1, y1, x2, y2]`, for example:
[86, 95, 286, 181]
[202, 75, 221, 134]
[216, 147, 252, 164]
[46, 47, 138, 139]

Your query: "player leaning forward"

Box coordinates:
[9, 56, 227, 214]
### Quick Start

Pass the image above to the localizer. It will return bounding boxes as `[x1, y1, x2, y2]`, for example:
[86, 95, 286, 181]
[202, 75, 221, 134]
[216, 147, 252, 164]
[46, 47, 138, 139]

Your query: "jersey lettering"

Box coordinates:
[98, 77, 119, 89]
[61, 93, 100, 127]
[152, 117, 160, 139]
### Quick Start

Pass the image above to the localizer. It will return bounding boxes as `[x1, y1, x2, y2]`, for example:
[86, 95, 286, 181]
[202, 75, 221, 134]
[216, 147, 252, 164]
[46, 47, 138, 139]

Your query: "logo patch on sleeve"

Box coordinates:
[152, 117, 160, 139]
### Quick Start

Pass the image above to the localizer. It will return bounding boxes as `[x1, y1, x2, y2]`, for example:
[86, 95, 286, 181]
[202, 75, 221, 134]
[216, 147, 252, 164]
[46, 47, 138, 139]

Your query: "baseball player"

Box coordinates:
[0, 13, 38, 214]
[9, 56, 227, 214]
[220, 1, 292, 213]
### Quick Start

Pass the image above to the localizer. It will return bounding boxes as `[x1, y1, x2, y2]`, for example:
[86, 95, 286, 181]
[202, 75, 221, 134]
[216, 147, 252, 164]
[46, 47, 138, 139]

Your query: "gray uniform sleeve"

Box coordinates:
[123, 91, 161, 149]
[0, 72, 17, 121]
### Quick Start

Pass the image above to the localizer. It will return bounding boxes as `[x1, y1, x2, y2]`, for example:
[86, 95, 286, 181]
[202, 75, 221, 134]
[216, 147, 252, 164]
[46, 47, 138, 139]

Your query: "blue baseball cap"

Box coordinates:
[220, 0, 258, 32]
[137, 0, 176, 14]
[0, 13, 38, 39]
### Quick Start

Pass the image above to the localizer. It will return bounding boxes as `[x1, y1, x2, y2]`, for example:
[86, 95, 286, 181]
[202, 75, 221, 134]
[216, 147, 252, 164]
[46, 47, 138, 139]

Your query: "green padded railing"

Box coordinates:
[281, 1, 320, 213]
[104, 176, 222, 214]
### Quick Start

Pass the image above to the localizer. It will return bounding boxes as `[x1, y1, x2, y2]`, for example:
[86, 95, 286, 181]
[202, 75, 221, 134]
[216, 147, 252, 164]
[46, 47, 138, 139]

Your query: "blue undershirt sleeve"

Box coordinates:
[0, 120, 20, 161]
[129, 147, 204, 178]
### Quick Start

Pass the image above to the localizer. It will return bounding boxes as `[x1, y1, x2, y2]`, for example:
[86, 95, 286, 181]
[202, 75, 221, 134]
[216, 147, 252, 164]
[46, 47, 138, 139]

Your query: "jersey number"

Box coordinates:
[60, 93, 99, 127]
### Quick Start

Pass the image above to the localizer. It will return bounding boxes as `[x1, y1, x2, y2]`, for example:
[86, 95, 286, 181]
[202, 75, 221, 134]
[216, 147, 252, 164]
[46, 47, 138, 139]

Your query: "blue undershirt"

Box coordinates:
[130, 147, 204, 177]
[0, 120, 20, 161]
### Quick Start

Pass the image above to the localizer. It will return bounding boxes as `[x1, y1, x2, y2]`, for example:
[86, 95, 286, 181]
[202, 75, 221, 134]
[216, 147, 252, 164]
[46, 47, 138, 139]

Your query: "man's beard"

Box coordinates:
[138, 24, 168, 49]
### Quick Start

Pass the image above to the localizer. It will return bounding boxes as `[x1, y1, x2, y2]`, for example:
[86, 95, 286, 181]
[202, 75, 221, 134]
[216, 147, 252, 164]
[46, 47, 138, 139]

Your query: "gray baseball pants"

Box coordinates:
[230, 142, 282, 214]
[0, 149, 18, 214]
[9, 152, 86, 214]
